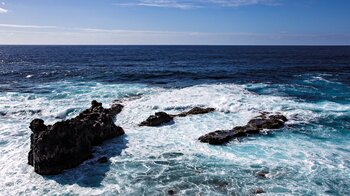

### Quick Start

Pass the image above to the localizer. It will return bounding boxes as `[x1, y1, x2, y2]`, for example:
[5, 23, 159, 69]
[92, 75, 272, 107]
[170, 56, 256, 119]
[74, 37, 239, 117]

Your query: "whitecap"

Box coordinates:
[0, 82, 349, 195]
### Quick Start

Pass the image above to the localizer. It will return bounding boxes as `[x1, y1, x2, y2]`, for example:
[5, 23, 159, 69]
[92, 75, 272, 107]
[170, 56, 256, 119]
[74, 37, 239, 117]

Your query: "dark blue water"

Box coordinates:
[1, 46, 349, 94]
[0, 46, 349, 195]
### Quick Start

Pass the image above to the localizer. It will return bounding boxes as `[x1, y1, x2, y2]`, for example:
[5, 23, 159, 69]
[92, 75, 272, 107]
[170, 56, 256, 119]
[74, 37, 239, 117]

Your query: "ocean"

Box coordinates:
[0, 46, 349, 195]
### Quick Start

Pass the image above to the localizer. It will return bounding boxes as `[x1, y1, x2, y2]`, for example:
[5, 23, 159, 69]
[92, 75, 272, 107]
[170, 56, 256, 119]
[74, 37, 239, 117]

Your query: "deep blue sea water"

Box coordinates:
[0, 46, 349, 195]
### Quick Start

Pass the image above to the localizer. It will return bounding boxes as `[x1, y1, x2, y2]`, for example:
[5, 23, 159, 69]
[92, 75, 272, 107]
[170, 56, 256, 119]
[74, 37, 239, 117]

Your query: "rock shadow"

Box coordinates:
[45, 135, 128, 188]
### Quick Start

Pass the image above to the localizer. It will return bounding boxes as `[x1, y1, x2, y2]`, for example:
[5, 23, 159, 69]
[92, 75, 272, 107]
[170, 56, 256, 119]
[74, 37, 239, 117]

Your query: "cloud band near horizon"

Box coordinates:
[114, 0, 281, 9]
[0, 23, 349, 45]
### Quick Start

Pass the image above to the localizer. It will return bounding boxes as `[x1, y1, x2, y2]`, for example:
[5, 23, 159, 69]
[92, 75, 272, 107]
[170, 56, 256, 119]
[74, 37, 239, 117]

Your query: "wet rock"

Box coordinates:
[254, 188, 265, 194]
[176, 107, 215, 117]
[91, 100, 102, 107]
[28, 100, 125, 175]
[139, 107, 215, 127]
[198, 129, 242, 145]
[199, 114, 288, 145]
[167, 189, 176, 195]
[256, 171, 269, 179]
[108, 103, 124, 116]
[29, 119, 47, 134]
[139, 112, 174, 126]
[247, 114, 287, 130]
[97, 156, 109, 164]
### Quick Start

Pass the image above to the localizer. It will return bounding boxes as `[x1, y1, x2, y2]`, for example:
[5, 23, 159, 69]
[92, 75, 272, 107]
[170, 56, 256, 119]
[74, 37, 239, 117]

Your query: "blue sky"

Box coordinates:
[0, 0, 349, 45]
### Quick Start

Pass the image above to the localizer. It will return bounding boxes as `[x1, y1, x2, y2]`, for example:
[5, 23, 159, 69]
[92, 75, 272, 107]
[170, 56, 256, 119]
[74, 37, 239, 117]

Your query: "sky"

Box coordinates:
[0, 0, 349, 45]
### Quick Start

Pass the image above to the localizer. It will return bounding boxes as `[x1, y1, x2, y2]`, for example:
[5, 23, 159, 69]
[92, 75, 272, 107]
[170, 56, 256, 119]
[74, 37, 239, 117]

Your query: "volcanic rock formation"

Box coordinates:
[28, 100, 124, 175]
[139, 107, 215, 127]
[199, 113, 288, 145]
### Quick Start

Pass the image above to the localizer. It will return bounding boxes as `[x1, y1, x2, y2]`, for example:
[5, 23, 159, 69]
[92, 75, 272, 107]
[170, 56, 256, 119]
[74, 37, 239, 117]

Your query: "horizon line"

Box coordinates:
[0, 44, 349, 47]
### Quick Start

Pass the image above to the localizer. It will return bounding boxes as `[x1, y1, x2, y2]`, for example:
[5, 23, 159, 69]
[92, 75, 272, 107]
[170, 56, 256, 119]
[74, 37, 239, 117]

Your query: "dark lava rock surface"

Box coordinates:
[139, 107, 215, 127]
[176, 107, 215, 117]
[139, 112, 174, 126]
[97, 156, 109, 164]
[28, 100, 125, 175]
[199, 113, 288, 145]
[254, 188, 266, 194]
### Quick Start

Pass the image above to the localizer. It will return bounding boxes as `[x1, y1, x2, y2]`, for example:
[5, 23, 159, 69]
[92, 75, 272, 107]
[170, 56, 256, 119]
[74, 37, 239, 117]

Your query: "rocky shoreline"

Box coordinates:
[28, 100, 287, 175]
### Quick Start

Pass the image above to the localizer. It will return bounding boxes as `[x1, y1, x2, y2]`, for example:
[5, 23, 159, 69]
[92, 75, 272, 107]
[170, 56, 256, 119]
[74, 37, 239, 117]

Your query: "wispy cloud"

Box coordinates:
[0, 24, 57, 29]
[0, 1, 7, 13]
[114, 0, 281, 9]
[0, 23, 349, 45]
[208, 0, 281, 7]
[0, 23, 270, 38]
[76, 27, 199, 35]
[115, 0, 198, 9]
[0, 7, 7, 13]
[0, 23, 205, 35]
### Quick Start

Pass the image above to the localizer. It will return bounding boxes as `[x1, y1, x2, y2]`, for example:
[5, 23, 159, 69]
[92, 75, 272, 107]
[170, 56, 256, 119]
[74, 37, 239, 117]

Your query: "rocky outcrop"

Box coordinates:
[139, 107, 215, 127]
[97, 156, 109, 164]
[139, 112, 174, 126]
[253, 188, 265, 194]
[176, 107, 215, 117]
[28, 100, 125, 175]
[199, 113, 288, 145]
[256, 170, 269, 179]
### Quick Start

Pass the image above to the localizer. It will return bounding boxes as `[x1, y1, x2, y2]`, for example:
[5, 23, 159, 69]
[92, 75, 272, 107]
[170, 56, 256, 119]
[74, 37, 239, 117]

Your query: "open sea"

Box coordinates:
[0, 46, 349, 195]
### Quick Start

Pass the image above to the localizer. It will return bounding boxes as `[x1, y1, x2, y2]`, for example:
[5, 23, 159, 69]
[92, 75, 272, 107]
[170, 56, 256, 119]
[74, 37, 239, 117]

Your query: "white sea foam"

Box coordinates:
[0, 82, 349, 195]
[304, 75, 343, 85]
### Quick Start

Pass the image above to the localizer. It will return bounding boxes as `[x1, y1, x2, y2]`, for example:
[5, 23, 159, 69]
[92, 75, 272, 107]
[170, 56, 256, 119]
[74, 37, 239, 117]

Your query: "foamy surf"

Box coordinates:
[0, 82, 349, 195]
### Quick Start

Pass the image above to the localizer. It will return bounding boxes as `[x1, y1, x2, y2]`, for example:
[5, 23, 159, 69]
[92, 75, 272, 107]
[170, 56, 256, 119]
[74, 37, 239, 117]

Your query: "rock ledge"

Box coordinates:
[139, 107, 215, 127]
[199, 113, 288, 145]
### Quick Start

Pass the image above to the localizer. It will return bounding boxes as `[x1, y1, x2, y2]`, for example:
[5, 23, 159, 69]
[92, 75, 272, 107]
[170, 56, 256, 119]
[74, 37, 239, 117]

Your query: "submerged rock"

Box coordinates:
[199, 113, 288, 145]
[97, 156, 109, 164]
[256, 170, 269, 179]
[176, 107, 215, 117]
[167, 189, 176, 195]
[139, 112, 174, 126]
[254, 188, 265, 194]
[28, 100, 124, 175]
